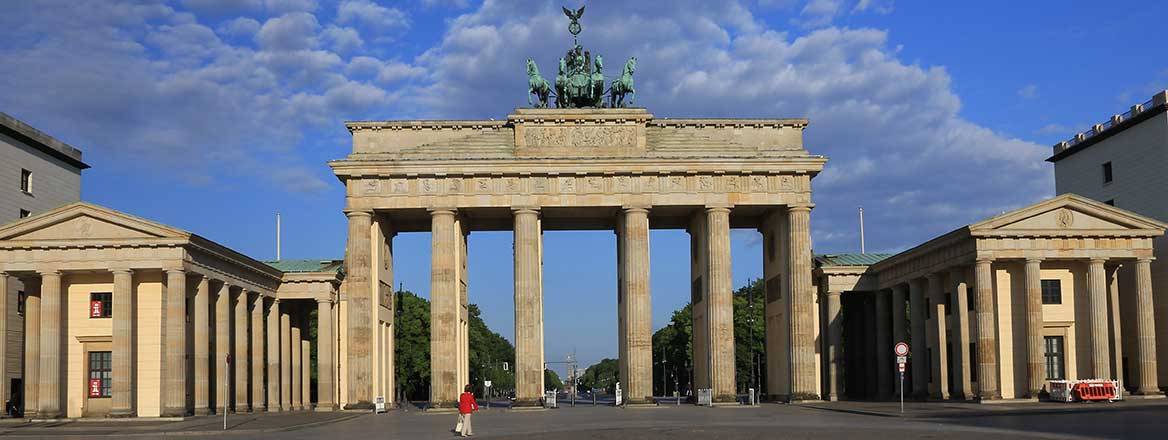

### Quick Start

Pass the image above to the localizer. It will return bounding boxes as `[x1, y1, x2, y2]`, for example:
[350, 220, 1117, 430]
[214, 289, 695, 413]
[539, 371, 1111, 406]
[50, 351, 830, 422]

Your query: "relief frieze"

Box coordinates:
[523, 125, 638, 149]
[356, 173, 808, 198]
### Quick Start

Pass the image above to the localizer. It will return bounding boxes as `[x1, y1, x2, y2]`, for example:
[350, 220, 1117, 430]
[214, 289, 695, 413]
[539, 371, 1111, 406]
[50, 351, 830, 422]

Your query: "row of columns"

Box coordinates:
[339, 203, 817, 407]
[826, 257, 1160, 401]
[1, 268, 334, 418]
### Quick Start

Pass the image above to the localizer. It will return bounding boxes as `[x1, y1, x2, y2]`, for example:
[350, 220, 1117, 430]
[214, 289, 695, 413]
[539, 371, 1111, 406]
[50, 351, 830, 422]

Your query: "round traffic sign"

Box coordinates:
[894, 342, 909, 356]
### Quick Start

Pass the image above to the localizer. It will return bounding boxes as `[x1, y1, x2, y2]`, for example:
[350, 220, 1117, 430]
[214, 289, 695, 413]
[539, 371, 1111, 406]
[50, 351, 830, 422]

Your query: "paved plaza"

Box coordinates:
[0, 400, 1164, 439]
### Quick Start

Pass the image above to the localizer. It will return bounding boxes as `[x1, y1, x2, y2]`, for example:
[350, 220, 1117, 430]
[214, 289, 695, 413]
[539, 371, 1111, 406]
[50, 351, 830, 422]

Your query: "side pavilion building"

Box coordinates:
[816, 194, 1165, 402]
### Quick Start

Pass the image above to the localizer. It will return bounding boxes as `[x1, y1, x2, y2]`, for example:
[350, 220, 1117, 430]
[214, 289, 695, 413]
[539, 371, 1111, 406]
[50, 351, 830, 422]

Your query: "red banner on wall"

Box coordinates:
[89, 379, 102, 397]
[90, 300, 103, 318]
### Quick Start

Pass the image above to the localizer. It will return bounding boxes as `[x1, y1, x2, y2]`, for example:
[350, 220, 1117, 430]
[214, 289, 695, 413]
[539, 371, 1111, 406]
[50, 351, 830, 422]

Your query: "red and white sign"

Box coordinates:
[894, 342, 909, 357]
[897, 363, 906, 373]
[89, 379, 103, 397]
[90, 300, 103, 318]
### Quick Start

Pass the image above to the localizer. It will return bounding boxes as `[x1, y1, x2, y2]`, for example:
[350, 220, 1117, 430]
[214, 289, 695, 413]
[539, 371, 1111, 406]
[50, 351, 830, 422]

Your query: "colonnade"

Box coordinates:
[0, 269, 334, 418]
[343, 203, 817, 407]
[827, 257, 1160, 401]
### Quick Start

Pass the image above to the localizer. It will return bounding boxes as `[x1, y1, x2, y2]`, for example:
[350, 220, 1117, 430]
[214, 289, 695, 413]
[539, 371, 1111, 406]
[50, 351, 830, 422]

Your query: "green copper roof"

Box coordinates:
[815, 253, 893, 267]
[265, 259, 344, 274]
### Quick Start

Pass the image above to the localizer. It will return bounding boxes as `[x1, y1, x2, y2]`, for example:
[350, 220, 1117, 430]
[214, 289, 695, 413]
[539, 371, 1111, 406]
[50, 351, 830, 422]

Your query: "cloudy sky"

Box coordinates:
[2, 0, 1165, 372]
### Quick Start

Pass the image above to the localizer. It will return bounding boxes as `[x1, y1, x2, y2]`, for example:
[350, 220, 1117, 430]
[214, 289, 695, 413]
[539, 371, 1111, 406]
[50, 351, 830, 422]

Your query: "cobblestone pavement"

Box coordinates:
[0, 400, 1164, 439]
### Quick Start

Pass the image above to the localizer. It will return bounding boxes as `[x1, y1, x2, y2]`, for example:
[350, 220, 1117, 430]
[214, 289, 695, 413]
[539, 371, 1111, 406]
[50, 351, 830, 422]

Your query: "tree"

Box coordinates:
[577, 358, 620, 393]
[544, 369, 564, 391]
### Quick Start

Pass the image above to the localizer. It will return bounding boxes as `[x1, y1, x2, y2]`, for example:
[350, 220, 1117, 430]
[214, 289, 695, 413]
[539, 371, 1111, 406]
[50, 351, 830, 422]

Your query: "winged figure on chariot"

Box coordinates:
[525, 5, 636, 109]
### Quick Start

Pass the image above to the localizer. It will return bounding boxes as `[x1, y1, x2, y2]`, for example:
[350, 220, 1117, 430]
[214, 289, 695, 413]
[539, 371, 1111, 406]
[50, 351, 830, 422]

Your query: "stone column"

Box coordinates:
[292, 318, 302, 410]
[1134, 258, 1162, 394]
[927, 273, 949, 400]
[974, 258, 1000, 400]
[37, 269, 62, 415]
[111, 268, 136, 417]
[1087, 258, 1111, 379]
[343, 210, 373, 409]
[825, 290, 842, 401]
[430, 208, 461, 408]
[512, 208, 544, 406]
[0, 273, 6, 409]
[281, 306, 292, 411]
[214, 282, 231, 413]
[162, 269, 188, 417]
[193, 275, 211, 415]
[891, 284, 908, 398]
[38, 270, 62, 418]
[234, 289, 250, 412]
[786, 205, 817, 401]
[315, 299, 336, 410]
[706, 206, 737, 402]
[301, 338, 311, 410]
[251, 294, 266, 412]
[267, 299, 280, 410]
[618, 206, 653, 404]
[22, 278, 40, 417]
[908, 278, 927, 398]
[1023, 258, 1045, 398]
[875, 290, 892, 398]
[950, 267, 972, 400]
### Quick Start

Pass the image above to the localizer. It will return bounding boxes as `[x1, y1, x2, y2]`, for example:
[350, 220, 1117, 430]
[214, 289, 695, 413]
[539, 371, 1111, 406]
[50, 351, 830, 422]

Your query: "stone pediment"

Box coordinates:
[969, 194, 1167, 236]
[0, 202, 189, 242]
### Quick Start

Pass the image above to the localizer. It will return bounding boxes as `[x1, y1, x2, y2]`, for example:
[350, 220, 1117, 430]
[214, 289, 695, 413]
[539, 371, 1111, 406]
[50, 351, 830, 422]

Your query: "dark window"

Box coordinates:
[927, 348, 933, 382]
[925, 298, 931, 319]
[17, 291, 25, 317]
[945, 292, 952, 316]
[19, 209, 30, 219]
[1041, 279, 1062, 305]
[691, 278, 702, 304]
[20, 169, 31, 193]
[1105, 199, 1115, 206]
[89, 292, 112, 318]
[766, 235, 775, 262]
[1044, 336, 1065, 380]
[969, 343, 977, 382]
[1102, 162, 1113, 184]
[88, 351, 112, 398]
[766, 275, 782, 304]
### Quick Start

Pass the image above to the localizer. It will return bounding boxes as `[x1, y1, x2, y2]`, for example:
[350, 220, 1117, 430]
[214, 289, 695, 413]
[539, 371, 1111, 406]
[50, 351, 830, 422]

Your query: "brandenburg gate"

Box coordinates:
[330, 107, 827, 407]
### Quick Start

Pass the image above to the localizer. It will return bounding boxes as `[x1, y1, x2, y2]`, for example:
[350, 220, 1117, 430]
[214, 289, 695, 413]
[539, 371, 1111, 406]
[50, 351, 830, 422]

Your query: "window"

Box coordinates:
[1044, 336, 1065, 380]
[17, 291, 25, 317]
[945, 292, 952, 316]
[1105, 199, 1115, 206]
[1041, 279, 1062, 305]
[19, 209, 30, 219]
[969, 343, 977, 382]
[89, 292, 112, 318]
[88, 351, 112, 398]
[925, 298, 931, 319]
[20, 169, 31, 193]
[1102, 162, 1113, 184]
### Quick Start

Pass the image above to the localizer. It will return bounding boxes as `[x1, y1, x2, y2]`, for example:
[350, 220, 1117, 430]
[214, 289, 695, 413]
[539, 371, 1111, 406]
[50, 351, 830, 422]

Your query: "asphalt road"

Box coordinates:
[190, 401, 1168, 440]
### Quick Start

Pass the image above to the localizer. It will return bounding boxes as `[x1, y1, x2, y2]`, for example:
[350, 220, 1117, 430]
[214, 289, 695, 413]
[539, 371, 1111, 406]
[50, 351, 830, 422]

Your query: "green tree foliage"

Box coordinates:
[577, 358, 619, 393]
[544, 369, 564, 391]
[394, 290, 516, 401]
[651, 279, 767, 397]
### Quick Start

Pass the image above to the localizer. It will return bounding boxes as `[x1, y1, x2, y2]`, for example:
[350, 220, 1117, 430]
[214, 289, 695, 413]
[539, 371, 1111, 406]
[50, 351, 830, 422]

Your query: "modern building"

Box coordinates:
[0, 112, 88, 415]
[0, 203, 342, 418]
[816, 194, 1165, 401]
[1048, 90, 1168, 387]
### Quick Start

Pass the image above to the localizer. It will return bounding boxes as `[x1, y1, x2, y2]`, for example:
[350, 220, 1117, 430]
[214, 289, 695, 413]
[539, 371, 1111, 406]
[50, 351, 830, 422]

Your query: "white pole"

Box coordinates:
[276, 212, 281, 261]
[859, 207, 866, 254]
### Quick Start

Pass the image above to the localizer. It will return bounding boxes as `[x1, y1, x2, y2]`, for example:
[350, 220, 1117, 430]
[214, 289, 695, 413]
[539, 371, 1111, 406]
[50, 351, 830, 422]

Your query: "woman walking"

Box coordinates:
[457, 384, 478, 437]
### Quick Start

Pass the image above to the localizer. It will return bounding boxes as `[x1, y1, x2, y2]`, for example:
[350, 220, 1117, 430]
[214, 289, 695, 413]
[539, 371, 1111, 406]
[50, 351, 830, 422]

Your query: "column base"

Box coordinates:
[1131, 389, 1165, 398]
[253, 405, 267, 412]
[621, 397, 655, 405]
[343, 401, 374, 410]
[712, 394, 738, 403]
[193, 408, 213, 416]
[314, 404, 337, 412]
[160, 408, 187, 418]
[511, 398, 542, 408]
[107, 409, 136, 418]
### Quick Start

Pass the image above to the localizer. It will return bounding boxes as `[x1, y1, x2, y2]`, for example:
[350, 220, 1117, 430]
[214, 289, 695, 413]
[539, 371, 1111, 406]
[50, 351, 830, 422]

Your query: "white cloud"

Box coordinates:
[798, 0, 842, 28]
[256, 12, 320, 51]
[1035, 123, 1069, 136]
[1018, 83, 1038, 99]
[218, 17, 262, 38]
[337, 0, 408, 31]
[321, 25, 364, 54]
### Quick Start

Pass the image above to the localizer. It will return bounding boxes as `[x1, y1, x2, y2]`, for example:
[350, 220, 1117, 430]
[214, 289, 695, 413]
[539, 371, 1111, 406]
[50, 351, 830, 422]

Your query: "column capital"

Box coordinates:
[825, 290, 842, 297]
[316, 297, 334, 305]
[926, 272, 941, 283]
[512, 206, 540, 215]
[1025, 257, 1043, 264]
[110, 267, 133, 275]
[704, 205, 731, 214]
[621, 205, 651, 214]
[1136, 256, 1154, 264]
[343, 209, 373, 219]
[975, 257, 994, 265]
[1088, 257, 1108, 265]
[165, 267, 186, 275]
[787, 203, 814, 212]
[38, 269, 61, 277]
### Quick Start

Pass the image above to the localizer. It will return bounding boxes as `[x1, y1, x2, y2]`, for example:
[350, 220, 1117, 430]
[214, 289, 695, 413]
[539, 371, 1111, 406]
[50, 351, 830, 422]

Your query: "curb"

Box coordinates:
[0, 413, 365, 437]
[799, 400, 1168, 419]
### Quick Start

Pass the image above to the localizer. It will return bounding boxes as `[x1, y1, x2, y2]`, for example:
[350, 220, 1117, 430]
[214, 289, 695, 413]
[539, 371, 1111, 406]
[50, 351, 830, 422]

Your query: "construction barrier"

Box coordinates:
[1048, 379, 1120, 403]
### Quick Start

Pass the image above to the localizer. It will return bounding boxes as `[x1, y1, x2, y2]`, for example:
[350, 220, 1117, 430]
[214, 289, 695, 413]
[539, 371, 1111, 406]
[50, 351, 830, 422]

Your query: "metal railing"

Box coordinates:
[1054, 94, 1164, 154]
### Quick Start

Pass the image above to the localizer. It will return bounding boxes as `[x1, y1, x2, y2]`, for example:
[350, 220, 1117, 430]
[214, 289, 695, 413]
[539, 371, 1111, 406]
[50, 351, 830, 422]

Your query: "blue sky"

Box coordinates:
[2, 0, 1166, 373]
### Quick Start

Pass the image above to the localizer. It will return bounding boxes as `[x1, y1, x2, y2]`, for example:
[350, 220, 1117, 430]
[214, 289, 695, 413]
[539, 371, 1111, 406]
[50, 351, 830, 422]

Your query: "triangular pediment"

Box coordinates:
[971, 194, 1167, 234]
[0, 203, 190, 242]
